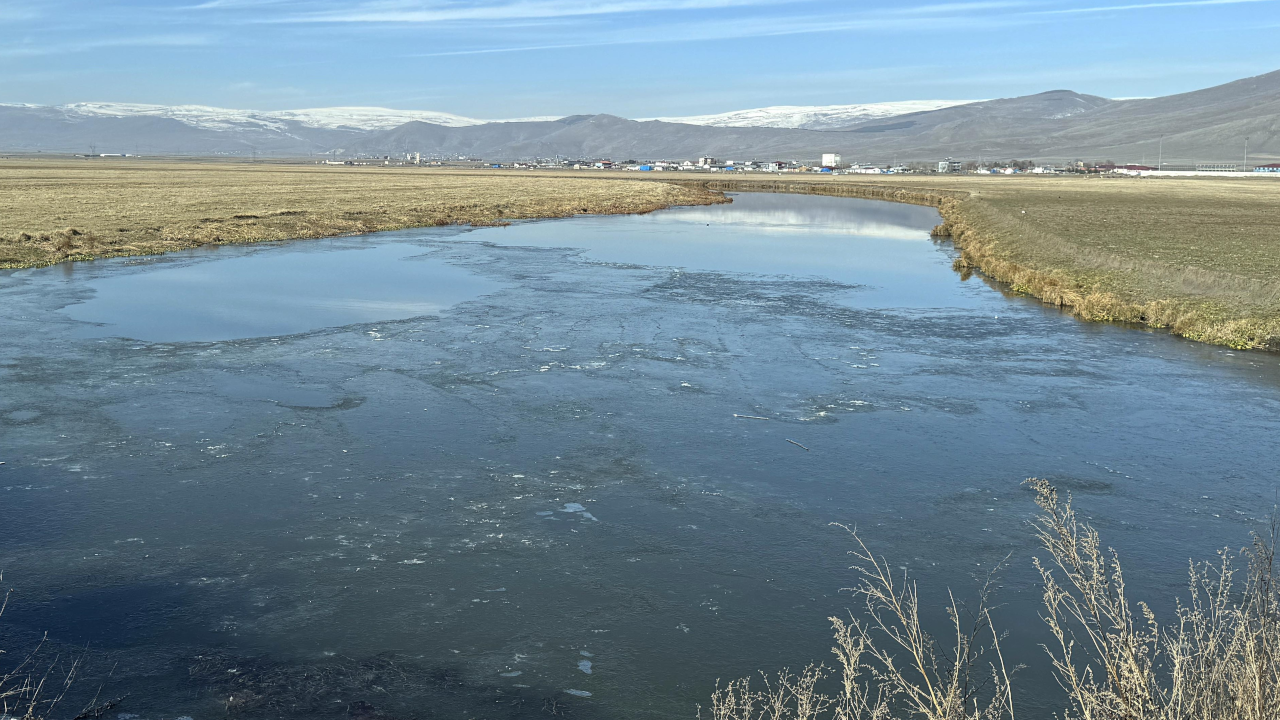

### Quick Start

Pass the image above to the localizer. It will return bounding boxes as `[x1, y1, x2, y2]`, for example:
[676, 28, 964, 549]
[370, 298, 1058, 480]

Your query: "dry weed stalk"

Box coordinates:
[1027, 477, 1280, 720]
[0, 576, 81, 720]
[700, 528, 1015, 720]
[710, 482, 1278, 720]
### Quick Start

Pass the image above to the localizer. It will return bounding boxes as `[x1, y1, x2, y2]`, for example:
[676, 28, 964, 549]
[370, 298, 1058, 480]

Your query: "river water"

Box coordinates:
[1, 193, 1277, 719]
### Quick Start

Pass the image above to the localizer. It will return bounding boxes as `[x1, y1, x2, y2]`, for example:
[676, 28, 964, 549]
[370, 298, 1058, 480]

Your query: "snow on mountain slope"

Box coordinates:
[267, 107, 491, 130]
[40, 103, 560, 131]
[11, 100, 976, 134]
[645, 100, 978, 130]
[62, 102, 295, 131]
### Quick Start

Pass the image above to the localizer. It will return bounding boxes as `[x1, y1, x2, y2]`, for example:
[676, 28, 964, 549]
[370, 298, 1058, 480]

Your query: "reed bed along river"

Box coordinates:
[1, 192, 1278, 719]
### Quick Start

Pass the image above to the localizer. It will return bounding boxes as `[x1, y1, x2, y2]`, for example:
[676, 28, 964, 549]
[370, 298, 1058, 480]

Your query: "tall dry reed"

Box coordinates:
[701, 527, 1015, 720]
[706, 482, 1280, 720]
[0, 576, 90, 720]
[1027, 478, 1279, 720]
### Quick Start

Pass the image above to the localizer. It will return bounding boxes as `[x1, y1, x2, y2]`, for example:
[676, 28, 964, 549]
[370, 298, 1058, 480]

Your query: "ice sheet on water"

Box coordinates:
[578, 660, 593, 674]
[565, 689, 592, 697]
[560, 503, 586, 512]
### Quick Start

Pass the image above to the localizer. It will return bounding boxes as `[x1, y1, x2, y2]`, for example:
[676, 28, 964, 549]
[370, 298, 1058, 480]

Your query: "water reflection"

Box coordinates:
[61, 242, 504, 342]
[474, 193, 977, 309]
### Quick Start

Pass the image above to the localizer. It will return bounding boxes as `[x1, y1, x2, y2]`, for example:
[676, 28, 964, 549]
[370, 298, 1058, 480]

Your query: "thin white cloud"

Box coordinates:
[185, 0, 309, 8]
[0, 34, 213, 57]
[1036, 0, 1276, 14]
[281, 0, 798, 23]
[0, 1, 41, 21]
[405, 2, 1035, 55]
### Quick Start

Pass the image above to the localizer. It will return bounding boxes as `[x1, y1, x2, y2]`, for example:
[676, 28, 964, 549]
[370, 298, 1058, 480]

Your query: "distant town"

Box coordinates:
[303, 151, 1280, 177]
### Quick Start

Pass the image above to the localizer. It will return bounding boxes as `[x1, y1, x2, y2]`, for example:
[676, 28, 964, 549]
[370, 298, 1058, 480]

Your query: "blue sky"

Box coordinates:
[1, 0, 1277, 117]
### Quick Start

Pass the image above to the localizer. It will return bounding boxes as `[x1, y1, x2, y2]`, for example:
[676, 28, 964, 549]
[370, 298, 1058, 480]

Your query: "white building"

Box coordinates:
[821, 153, 841, 168]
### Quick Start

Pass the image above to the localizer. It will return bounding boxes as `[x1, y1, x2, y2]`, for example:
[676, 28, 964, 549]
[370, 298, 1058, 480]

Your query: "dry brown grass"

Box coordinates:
[1028, 478, 1280, 720]
[702, 525, 1016, 720]
[660, 174, 1280, 350]
[0, 159, 724, 269]
[0, 576, 84, 720]
[706, 482, 1280, 720]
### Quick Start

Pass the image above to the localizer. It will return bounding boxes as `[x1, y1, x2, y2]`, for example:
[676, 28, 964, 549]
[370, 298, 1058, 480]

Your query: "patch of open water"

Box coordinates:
[1, 193, 1278, 719]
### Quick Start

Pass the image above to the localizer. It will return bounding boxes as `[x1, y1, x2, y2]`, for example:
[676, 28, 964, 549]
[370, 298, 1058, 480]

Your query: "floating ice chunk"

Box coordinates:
[580, 512, 599, 522]
[536, 510, 554, 516]
[565, 689, 592, 697]
[580, 650, 594, 657]
[500, 670, 523, 677]
[578, 660, 593, 674]
[561, 503, 586, 513]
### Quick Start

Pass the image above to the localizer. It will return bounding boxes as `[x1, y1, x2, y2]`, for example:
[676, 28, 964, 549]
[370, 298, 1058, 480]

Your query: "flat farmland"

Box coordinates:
[0, 159, 723, 269]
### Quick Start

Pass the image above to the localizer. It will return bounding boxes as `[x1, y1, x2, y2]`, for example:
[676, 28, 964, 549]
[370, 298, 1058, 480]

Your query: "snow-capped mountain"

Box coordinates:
[52, 102, 558, 131]
[645, 100, 977, 130]
[3, 100, 980, 138]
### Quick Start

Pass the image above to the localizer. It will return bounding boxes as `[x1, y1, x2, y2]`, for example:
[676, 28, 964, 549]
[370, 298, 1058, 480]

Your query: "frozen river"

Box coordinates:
[1, 193, 1277, 719]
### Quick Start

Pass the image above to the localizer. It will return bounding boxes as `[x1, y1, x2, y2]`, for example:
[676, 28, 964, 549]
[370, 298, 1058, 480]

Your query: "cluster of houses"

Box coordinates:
[508, 154, 919, 174]
[318, 151, 1280, 176]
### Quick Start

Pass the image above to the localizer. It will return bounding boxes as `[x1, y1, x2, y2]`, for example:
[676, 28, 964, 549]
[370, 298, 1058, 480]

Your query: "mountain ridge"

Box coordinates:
[2, 70, 1278, 163]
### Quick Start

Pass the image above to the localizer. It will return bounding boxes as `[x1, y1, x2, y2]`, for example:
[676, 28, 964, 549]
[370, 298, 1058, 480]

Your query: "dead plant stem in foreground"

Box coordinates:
[708, 482, 1279, 720]
[0, 575, 81, 720]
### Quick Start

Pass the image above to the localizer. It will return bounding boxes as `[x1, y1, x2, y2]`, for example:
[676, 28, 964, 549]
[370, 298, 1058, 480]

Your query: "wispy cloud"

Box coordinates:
[1035, 0, 1277, 14]
[404, 1, 1036, 56]
[0, 34, 214, 57]
[216, 0, 801, 23]
[0, 1, 41, 21]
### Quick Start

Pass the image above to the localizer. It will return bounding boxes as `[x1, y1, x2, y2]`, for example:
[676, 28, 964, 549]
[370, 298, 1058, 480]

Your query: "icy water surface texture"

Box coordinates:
[2, 193, 1279, 719]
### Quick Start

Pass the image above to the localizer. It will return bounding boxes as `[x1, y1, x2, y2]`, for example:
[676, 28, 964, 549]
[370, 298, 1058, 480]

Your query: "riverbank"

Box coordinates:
[7, 160, 1279, 351]
[0, 159, 725, 269]
[660, 174, 1280, 351]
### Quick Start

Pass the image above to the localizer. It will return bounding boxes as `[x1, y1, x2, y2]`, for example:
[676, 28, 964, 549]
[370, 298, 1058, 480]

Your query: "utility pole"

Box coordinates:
[1244, 136, 1249, 171]
[1158, 135, 1163, 171]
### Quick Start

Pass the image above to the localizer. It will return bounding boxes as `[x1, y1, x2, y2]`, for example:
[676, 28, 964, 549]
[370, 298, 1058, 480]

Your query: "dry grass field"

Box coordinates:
[666, 173, 1280, 350]
[5, 159, 1280, 350]
[0, 159, 723, 269]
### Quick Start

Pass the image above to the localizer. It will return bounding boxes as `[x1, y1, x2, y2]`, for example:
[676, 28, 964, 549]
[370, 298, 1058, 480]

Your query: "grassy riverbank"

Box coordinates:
[6, 160, 1279, 350]
[0, 159, 724, 269]
[662, 173, 1280, 350]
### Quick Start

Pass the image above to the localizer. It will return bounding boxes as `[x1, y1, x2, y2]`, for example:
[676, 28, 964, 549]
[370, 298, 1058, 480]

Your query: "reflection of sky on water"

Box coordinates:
[61, 242, 503, 342]
[56, 193, 980, 345]
[470, 193, 979, 309]
[648, 196, 935, 240]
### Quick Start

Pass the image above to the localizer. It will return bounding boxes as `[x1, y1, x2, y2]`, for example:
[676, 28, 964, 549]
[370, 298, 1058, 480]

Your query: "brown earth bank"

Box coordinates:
[0, 159, 725, 270]
[656, 173, 1280, 351]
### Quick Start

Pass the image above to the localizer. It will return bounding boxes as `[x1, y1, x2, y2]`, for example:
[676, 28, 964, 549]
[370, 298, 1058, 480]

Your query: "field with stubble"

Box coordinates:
[666, 173, 1280, 350]
[0, 159, 724, 269]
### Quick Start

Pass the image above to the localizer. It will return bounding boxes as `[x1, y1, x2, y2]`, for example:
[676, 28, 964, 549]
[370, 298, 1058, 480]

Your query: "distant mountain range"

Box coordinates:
[3, 70, 1278, 164]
